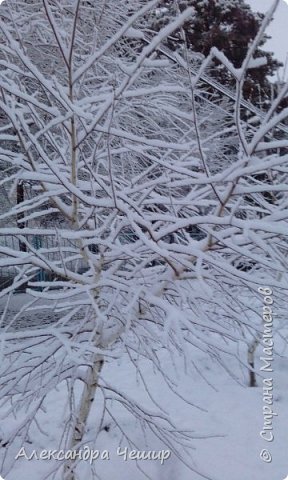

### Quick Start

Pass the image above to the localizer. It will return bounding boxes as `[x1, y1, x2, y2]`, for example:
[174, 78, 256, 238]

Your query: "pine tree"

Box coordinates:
[149, 0, 282, 107]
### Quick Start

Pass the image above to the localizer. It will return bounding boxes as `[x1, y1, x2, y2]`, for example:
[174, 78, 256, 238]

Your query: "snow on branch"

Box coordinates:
[0, 0, 287, 478]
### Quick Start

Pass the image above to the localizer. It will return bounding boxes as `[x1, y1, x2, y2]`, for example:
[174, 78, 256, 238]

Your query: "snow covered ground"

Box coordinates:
[0, 296, 287, 480]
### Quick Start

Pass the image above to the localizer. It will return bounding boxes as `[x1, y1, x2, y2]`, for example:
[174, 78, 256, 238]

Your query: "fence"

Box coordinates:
[0, 234, 88, 291]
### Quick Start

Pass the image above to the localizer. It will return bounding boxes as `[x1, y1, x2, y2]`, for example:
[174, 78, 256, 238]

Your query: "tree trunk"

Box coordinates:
[65, 356, 104, 480]
[248, 340, 258, 387]
[17, 181, 27, 252]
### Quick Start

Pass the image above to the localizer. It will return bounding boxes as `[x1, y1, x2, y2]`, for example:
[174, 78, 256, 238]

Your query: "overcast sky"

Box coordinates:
[247, 0, 288, 80]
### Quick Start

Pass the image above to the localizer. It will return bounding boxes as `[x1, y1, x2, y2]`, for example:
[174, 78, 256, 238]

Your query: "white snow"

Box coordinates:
[0, 302, 287, 480]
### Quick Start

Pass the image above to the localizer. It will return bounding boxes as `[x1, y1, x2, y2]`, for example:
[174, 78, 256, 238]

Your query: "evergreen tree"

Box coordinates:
[149, 0, 282, 106]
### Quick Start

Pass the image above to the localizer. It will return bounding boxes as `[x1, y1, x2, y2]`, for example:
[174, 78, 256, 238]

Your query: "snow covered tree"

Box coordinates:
[0, 0, 287, 478]
[148, 0, 282, 107]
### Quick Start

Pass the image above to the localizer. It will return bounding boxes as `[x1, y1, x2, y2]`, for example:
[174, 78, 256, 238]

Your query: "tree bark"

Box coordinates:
[17, 181, 27, 252]
[248, 340, 258, 387]
[65, 356, 104, 480]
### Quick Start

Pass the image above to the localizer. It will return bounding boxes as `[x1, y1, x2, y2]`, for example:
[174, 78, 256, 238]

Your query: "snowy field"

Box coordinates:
[0, 293, 287, 480]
